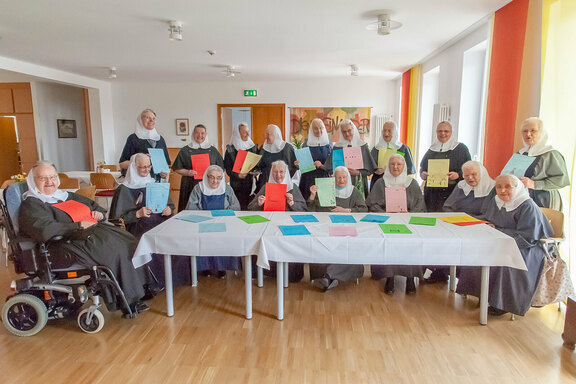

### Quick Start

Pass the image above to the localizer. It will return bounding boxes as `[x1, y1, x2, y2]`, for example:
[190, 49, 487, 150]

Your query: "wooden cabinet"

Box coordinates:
[0, 88, 14, 113]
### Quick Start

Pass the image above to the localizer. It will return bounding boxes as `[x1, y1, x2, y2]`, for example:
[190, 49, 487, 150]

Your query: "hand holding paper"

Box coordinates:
[264, 183, 287, 211]
[146, 182, 170, 213]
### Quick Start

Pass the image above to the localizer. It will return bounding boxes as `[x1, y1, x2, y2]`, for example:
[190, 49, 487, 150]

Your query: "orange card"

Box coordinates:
[191, 153, 210, 179]
[264, 183, 287, 211]
[52, 200, 97, 223]
[232, 150, 248, 173]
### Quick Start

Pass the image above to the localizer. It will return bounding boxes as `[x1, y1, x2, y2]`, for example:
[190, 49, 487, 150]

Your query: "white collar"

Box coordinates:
[383, 165, 412, 188]
[336, 122, 366, 147]
[188, 136, 212, 149]
[334, 166, 354, 199]
[375, 124, 402, 150]
[262, 125, 286, 153]
[122, 155, 155, 189]
[495, 175, 531, 211]
[23, 168, 69, 203]
[199, 166, 226, 196]
[230, 125, 255, 151]
[135, 114, 161, 141]
[306, 119, 330, 147]
[268, 165, 293, 191]
[518, 126, 554, 156]
[457, 163, 495, 198]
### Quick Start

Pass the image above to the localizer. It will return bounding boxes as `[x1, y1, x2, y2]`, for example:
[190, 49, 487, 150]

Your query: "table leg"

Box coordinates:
[449, 266, 457, 292]
[191, 256, 198, 287]
[244, 255, 252, 319]
[480, 266, 489, 325]
[283, 262, 289, 288]
[164, 254, 174, 317]
[257, 266, 263, 288]
[277, 261, 284, 320]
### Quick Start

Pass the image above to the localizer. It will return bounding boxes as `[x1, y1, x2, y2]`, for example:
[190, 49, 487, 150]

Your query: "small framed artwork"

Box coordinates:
[57, 119, 77, 138]
[176, 118, 189, 136]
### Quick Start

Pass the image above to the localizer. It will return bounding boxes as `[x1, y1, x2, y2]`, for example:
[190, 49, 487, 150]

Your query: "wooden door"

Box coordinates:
[251, 104, 285, 147]
[0, 116, 20, 182]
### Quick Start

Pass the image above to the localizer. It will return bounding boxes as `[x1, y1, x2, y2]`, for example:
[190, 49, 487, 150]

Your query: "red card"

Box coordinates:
[453, 220, 487, 226]
[52, 200, 97, 223]
[191, 153, 210, 179]
[232, 150, 248, 173]
[264, 182, 287, 211]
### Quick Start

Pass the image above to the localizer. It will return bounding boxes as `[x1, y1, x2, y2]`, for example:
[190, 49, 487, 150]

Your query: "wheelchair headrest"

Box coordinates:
[4, 182, 28, 235]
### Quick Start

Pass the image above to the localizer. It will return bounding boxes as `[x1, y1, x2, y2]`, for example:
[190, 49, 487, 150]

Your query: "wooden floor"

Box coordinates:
[0, 265, 575, 384]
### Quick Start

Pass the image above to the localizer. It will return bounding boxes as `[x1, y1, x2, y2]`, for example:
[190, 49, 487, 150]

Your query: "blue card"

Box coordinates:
[332, 149, 345, 170]
[360, 214, 390, 223]
[145, 182, 170, 213]
[148, 148, 170, 173]
[329, 214, 356, 223]
[199, 223, 226, 233]
[279, 225, 311, 236]
[295, 147, 315, 174]
[211, 210, 235, 217]
[501, 153, 536, 177]
[176, 214, 212, 223]
[290, 214, 319, 223]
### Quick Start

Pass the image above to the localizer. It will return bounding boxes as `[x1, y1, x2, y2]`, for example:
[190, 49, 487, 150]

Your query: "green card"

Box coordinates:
[409, 216, 436, 226]
[237, 215, 270, 224]
[315, 177, 336, 207]
[379, 224, 412, 234]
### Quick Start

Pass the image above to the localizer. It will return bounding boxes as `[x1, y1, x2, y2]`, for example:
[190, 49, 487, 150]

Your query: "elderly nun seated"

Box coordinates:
[308, 166, 367, 291]
[442, 161, 495, 216]
[248, 160, 307, 282]
[186, 165, 241, 278]
[456, 174, 552, 316]
[366, 154, 426, 295]
[19, 161, 150, 315]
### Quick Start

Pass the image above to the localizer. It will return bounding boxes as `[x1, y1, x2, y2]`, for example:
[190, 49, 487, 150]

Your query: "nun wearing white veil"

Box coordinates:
[297, 118, 332, 201]
[256, 124, 297, 192]
[443, 161, 495, 216]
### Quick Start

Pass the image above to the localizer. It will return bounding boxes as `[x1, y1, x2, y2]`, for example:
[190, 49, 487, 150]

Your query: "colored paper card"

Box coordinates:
[501, 153, 536, 177]
[211, 209, 235, 217]
[146, 182, 170, 213]
[329, 226, 358, 237]
[315, 177, 336, 207]
[379, 224, 412, 234]
[295, 147, 315, 174]
[176, 214, 212, 223]
[148, 148, 170, 173]
[360, 214, 390, 223]
[52, 200, 97, 223]
[343, 146, 363, 169]
[279, 225, 311, 236]
[427, 159, 449, 188]
[377, 148, 399, 169]
[264, 182, 287, 211]
[237, 215, 270, 224]
[385, 186, 407, 213]
[232, 149, 248, 173]
[332, 149, 345, 170]
[191, 153, 210, 179]
[240, 152, 262, 173]
[439, 215, 482, 224]
[329, 214, 356, 223]
[453, 220, 487, 226]
[199, 223, 227, 233]
[290, 214, 319, 223]
[409, 216, 436, 226]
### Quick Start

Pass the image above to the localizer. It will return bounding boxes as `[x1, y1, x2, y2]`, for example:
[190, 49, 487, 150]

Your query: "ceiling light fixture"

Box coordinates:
[223, 66, 241, 78]
[366, 13, 402, 35]
[108, 67, 117, 79]
[350, 65, 359, 76]
[168, 20, 183, 41]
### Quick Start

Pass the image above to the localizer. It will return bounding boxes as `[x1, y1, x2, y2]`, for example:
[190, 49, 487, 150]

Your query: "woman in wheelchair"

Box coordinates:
[18, 161, 150, 315]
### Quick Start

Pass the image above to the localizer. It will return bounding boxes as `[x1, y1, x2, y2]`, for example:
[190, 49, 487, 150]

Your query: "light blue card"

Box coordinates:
[329, 214, 356, 223]
[290, 214, 319, 223]
[176, 214, 212, 223]
[279, 225, 311, 236]
[211, 210, 235, 217]
[295, 147, 315, 174]
[145, 182, 170, 213]
[199, 223, 226, 233]
[501, 153, 536, 177]
[148, 148, 170, 173]
[360, 214, 390, 223]
[332, 149, 345, 170]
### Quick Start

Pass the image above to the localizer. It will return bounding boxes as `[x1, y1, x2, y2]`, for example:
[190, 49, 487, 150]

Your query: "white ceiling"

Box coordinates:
[0, 0, 510, 83]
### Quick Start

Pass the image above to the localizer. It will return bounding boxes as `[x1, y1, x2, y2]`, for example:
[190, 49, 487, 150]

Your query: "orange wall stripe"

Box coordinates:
[400, 69, 411, 144]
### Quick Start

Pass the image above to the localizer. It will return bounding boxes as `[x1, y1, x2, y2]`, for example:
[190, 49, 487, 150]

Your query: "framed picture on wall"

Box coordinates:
[57, 119, 77, 138]
[176, 118, 189, 136]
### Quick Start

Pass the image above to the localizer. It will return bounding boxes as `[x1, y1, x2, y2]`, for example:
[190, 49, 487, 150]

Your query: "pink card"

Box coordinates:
[343, 146, 363, 169]
[385, 186, 408, 213]
[329, 226, 358, 237]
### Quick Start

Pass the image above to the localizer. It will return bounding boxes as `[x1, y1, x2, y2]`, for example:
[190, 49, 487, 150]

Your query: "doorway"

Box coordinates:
[0, 116, 20, 183]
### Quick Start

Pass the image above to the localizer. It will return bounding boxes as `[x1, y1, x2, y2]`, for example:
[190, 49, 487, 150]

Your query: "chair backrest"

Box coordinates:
[540, 207, 564, 238]
[1, 179, 16, 189]
[58, 177, 80, 189]
[75, 185, 96, 201]
[58, 173, 70, 180]
[100, 165, 118, 172]
[90, 173, 116, 189]
[3, 182, 28, 236]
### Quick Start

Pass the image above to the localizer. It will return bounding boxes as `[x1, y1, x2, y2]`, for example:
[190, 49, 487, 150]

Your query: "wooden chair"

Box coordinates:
[58, 173, 70, 180]
[58, 177, 80, 189]
[0, 180, 16, 190]
[90, 173, 116, 190]
[100, 165, 118, 172]
[74, 185, 96, 201]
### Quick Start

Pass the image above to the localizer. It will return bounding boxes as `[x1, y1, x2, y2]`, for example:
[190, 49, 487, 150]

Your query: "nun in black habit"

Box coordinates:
[255, 124, 297, 192]
[443, 161, 495, 217]
[297, 118, 332, 201]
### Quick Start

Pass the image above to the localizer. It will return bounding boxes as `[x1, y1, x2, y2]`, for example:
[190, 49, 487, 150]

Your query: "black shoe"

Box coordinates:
[199, 270, 211, 277]
[216, 270, 226, 279]
[141, 284, 164, 301]
[406, 278, 416, 295]
[384, 278, 395, 295]
[423, 270, 449, 284]
[488, 306, 508, 316]
[313, 277, 329, 291]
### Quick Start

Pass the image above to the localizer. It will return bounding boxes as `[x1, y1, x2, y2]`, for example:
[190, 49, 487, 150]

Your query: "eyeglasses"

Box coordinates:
[206, 175, 223, 181]
[136, 165, 152, 170]
[35, 175, 58, 183]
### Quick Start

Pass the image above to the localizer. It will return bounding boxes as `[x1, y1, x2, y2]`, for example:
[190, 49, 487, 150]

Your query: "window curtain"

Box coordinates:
[399, 65, 421, 157]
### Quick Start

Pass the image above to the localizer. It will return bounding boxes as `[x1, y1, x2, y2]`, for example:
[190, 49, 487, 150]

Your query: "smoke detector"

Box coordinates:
[366, 14, 402, 35]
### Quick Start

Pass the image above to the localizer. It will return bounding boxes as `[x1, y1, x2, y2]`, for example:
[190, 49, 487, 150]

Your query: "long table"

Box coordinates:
[133, 211, 525, 325]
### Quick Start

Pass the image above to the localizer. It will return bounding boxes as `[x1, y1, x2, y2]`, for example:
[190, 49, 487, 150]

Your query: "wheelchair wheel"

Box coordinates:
[2, 294, 48, 337]
[77, 308, 104, 334]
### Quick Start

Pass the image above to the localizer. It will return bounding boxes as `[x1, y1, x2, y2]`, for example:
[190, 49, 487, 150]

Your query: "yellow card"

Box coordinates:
[377, 148, 398, 169]
[427, 159, 449, 188]
[240, 152, 262, 173]
[439, 215, 481, 224]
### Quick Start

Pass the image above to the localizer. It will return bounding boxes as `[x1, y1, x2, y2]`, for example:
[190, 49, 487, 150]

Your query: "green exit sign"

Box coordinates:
[244, 89, 257, 97]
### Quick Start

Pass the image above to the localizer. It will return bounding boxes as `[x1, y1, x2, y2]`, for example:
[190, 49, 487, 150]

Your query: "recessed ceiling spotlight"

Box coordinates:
[168, 20, 183, 41]
[350, 65, 359, 76]
[222, 66, 241, 78]
[366, 14, 402, 35]
[108, 67, 117, 79]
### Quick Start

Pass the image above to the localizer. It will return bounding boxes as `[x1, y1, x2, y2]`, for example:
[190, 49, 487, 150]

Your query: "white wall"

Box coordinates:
[33, 82, 89, 171]
[110, 78, 396, 160]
